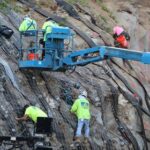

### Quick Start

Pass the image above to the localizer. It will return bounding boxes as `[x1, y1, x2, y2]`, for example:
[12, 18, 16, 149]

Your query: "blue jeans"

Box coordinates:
[76, 119, 90, 138]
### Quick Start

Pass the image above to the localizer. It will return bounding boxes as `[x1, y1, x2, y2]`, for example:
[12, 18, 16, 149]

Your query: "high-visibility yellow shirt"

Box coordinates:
[71, 98, 90, 120]
[19, 18, 37, 32]
[42, 21, 59, 41]
[25, 106, 47, 123]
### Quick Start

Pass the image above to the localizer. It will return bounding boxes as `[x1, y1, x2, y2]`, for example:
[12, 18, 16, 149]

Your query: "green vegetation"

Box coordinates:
[109, 13, 117, 22]
[100, 15, 107, 23]
[96, 14, 112, 33]
[0, 1, 8, 10]
[66, 0, 103, 6]
[96, 0, 102, 3]
[105, 27, 111, 33]
[0, 0, 19, 12]
[13, 6, 23, 13]
[100, 4, 117, 22]
[101, 4, 110, 13]
[65, 0, 118, 25]
[37, 0, 54, 7]
[66, 0, 89, 6]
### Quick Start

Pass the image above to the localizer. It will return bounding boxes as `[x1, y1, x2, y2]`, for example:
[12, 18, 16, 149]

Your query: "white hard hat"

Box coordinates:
[81, 90, 87, 97]
[23, 15, 30, 20]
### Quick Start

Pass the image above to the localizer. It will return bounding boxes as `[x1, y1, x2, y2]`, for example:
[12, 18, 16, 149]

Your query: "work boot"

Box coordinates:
[75, 137, 81, 143]
[70, 137, 81, 149]
[84, 137, 89, 144]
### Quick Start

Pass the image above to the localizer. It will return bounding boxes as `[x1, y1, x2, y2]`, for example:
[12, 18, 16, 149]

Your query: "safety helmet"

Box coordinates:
[81, 90, 87, 97]
[23, 15, 30, 20]
[113, 26, 124, 35]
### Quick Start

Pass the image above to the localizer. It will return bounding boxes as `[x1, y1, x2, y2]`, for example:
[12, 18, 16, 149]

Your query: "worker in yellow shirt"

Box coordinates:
[40, 17, 59, 58]
[42, 17, 59, 42]
[16, 105, 47, 123]
[19, 15, 37, 60]
[71, 91, 91, 143]
[19, 15, 37, 32]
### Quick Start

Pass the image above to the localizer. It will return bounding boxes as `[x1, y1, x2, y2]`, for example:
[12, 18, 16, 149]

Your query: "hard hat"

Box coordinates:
[81, 90, 87, 97]
[113, 26, 124, 35]
[23, 15, 30, 20]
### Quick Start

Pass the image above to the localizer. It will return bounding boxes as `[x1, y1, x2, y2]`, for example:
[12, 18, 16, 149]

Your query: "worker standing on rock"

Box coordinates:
[16, 105, 47, 123]
[70, 90, 91, 143]
[113, 26, 130, 48]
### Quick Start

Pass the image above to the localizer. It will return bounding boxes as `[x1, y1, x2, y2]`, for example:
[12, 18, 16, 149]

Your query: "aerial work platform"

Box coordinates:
[19, 27, 150, 71]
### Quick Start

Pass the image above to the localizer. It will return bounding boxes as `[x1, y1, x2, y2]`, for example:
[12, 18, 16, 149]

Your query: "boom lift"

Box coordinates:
[14, 27, 150, 149]
[19, 27, 150, 71]
[19, 26, 150, 71]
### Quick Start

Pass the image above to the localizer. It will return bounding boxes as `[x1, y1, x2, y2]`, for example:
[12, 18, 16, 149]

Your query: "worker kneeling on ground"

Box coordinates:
[70, 90, 91, 143]
[113, 26, 130, 48]
[16, 105, 47, 123]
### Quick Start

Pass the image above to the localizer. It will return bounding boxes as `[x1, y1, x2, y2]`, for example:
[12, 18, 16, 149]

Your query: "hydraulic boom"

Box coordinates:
[18, 27, 150, 71]
[63, 46, 150, 66]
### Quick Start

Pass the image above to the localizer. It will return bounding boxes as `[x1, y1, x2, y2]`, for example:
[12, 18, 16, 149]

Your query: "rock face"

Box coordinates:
[0, 0, 149, 149]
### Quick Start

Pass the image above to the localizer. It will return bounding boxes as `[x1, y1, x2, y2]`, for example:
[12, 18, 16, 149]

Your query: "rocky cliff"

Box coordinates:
[0, 0, 149, 149]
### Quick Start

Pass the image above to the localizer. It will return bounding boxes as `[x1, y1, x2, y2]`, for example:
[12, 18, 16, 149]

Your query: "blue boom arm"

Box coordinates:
[63, 46, 150, 66]
[18, 27, 150, 71]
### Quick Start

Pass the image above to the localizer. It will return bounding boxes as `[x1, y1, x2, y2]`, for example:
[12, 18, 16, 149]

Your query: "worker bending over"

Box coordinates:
[16, 105, 47, 123]
[71, 91, 91, 143]
[113, 26, 130, 48]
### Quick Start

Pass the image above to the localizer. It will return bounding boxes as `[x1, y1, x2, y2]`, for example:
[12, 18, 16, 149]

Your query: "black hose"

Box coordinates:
[18, 0, 96, 48]
[105, 80, 140, 150]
